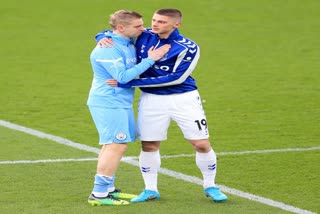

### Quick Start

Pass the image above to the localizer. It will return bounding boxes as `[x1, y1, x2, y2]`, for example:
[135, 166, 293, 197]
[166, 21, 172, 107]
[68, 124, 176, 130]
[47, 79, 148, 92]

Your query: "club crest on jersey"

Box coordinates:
[116, 133, 127, 140]
[141, 45, 146, 53]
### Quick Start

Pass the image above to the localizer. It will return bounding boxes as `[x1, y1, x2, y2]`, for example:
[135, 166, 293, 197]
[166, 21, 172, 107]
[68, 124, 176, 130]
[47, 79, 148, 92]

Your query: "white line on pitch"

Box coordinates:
[160, 146, 320, 159]
[121, 158, 317, 214]
[0, 120, 316, 214]
[0, 158, 98, 164]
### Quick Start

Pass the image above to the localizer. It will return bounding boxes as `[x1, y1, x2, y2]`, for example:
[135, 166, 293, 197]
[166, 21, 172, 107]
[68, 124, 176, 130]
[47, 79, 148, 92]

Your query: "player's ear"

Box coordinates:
[174, 22, 181, 28]
[117, 24, 125, 32]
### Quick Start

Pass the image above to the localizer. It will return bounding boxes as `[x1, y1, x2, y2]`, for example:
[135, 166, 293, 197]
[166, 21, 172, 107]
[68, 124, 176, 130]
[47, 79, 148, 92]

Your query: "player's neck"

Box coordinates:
[113, 31, 130, 39]
[157, 29, 176, 39]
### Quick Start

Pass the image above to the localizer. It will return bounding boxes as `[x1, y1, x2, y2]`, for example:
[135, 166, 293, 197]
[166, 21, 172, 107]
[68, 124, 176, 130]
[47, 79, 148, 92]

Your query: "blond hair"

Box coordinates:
[109, 10, 143, 29]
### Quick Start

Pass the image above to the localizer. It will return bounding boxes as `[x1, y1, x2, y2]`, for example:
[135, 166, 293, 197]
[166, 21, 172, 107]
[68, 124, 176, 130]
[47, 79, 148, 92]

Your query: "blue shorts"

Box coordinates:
[88, 106, 136, 144]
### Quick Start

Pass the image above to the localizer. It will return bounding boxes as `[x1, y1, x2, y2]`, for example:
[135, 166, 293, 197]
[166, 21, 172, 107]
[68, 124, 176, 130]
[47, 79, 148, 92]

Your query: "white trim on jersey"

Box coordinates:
[96, 57, 122, 63]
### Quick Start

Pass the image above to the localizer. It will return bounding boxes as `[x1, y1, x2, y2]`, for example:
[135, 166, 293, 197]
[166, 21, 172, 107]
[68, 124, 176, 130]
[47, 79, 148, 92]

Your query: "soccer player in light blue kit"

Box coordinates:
[97, 8, 227, 203]
[87, 10, 170, 206]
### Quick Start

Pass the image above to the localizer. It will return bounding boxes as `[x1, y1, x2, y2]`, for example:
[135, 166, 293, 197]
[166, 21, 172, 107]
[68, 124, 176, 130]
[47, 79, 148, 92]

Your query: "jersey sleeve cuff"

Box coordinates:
[144, 57, 155, 66]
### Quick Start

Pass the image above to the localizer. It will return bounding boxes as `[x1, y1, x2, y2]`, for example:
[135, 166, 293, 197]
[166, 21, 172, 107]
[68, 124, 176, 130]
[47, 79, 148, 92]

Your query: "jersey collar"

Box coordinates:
[157, 28, 180, 42]
[107, 31, 132, 46]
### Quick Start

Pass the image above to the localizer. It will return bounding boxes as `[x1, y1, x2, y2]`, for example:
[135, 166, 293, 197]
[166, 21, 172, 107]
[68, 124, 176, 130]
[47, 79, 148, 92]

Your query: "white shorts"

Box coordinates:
[137, 90, 210, 141]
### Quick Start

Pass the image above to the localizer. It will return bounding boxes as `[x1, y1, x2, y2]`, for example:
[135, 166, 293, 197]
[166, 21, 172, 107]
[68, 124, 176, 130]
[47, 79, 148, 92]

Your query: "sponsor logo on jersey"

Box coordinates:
[126, 57, 137, 64]
[154, 65, 170, 71]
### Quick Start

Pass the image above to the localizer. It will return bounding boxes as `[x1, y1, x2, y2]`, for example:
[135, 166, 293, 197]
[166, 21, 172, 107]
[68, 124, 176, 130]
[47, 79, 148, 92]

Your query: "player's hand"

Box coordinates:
[98, 38, 114, 47]
[106, 79, 118, 87]
[147, 44, 171, 61]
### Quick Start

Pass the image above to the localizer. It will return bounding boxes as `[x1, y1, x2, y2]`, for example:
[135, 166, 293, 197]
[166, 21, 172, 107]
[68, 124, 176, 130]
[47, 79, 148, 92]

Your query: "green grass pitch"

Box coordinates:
[0, 0, 319, 213]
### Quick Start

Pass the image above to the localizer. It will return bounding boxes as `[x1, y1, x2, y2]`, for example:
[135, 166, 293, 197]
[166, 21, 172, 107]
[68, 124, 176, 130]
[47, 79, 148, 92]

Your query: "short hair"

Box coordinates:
[155, 8, 182, 21]
[109, 10, 143, 29]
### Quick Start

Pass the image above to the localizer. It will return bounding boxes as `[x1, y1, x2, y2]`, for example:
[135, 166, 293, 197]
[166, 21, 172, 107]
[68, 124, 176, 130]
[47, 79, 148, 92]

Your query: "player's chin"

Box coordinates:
[135, 32, 143, 37]
[151, 28, 159, 33]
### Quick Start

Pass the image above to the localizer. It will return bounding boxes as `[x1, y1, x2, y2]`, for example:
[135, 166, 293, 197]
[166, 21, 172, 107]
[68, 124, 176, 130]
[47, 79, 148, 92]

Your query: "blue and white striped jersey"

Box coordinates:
[95, 28, 199, 95]
[88, 32, 155, 108]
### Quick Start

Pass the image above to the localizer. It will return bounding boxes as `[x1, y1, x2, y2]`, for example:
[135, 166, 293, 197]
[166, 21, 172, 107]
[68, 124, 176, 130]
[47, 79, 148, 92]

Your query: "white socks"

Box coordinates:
[139, 150, 161, 192]
[196, 149, 217, 189]
[139, 149, 217, 191]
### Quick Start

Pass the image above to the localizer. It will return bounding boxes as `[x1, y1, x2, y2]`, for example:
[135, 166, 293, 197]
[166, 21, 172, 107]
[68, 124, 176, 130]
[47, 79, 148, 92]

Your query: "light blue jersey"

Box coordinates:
[87, 32, 155, 108]
[87, 31, 155, 144]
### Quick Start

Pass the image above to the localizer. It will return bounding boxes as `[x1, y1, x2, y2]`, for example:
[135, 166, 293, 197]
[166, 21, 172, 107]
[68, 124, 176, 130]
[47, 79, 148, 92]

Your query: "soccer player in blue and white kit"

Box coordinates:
[87, 10, 170, 206]
[97, 8, 227, 203]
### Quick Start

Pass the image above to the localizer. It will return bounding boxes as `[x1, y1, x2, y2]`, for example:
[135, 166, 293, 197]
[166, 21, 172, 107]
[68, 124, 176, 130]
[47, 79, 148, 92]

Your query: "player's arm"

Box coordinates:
[119, 46, 200, 88]
[95, 30, 111, 42]
[94, 48, 144, 84]
[95, 30, 114, 47]
[97, 46, 170, 84]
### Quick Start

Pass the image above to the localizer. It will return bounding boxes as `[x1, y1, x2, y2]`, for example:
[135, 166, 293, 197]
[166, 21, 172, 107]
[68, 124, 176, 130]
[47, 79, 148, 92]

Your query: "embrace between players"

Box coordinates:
[86, 8, 227, 206]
